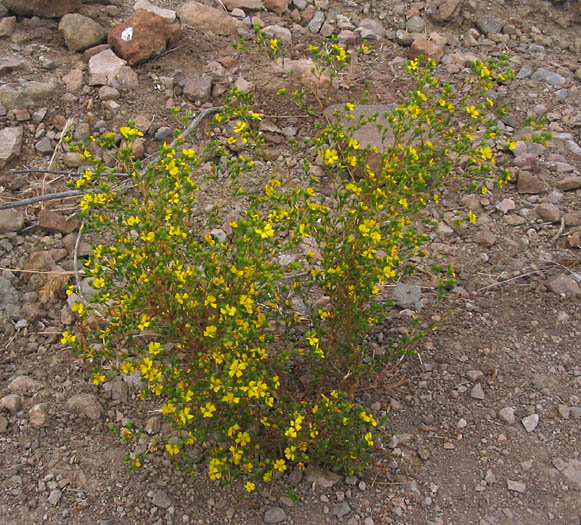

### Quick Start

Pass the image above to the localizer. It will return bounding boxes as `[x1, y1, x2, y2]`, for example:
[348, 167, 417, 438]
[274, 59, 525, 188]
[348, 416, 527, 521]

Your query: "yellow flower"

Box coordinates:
[244, 481, 255, 493]
[148, 342, 162, 355]
[507, 139, 516, 151]
[236, 431, 251, 447]
[120, 126, 143, 139]
[92, 373, 106, 385]
[203, 325, 217, 338]
[140, 231, 155, 242]
[201, 402, 216, 418]
[60, 330, 76, 345]
[255, 223, 274, 239]
[364, 432, 374, 446]
[228, 359, 248, 378]
[323, 148, 338, 166]
[269, 38, 279, 51]
[234, 121, 247, 134]
[481, 185, 488, 195]
[165, 443, 180, 455]
[466, 105, 480, 119]
[273, 459, 287, 472]
[467, 210, 477, 224]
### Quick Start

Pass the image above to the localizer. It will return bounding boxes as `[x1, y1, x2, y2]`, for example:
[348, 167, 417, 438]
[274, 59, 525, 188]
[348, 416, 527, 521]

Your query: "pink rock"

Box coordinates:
[410, 38, 445, 61]
[265, 0, 290, 15]
[134, 0, 176, 23]
[0, 17, 17, 38]
[62, 69, 84, 92]
[108, 9, 181, 66]
[88, 49, 127, 86]
[224, 0, 264, 9]
[0, 126, 23, 168]
[177, 1, 245, 35]
[3, 0, 80, 18]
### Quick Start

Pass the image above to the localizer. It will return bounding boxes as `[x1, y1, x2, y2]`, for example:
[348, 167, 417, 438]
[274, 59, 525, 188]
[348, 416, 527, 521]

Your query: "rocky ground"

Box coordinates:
[0, 0, 580, 524]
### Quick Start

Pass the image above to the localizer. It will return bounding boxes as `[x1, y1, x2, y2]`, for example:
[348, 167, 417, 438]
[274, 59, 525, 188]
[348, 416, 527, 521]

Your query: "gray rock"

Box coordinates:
[48, 489, 62, 505]
[88, 49, 127, 86]
[177, 1, 245, 35]
[476, 15, 503, 35]
[395, 29, 413, 46]
[19, 79, 58, 100]
[305, 466, 341, 489]
[555, 176, 581, 191]
[516, 65, 532, 80]
[0, 209, 24, 233]
[547, 274, 581, 297]
[59, 13, 106, 52]
[562, 459, 581, 487]
[29, 403, 48, 427]
[531, 68, 567, 87]
[308, 10, 325, 33]
[470, 383, 485, 400]
[1, 394, 22, 412]
[0, 57, 28, 75]
[507, 479, 526, 493]
[154, 126, 172, 141]
[264, 507, 287, 524]
[8, 375, 42, 393]
[0, 414, 8, 432]
[35, 137, 53, 154]
[391, 283, 422, 308]
[474, 229, 496, 247]
[517, 171, 545, 194]
[0, 4, 8, 16]
[134, 0, 177, 23]
[426, 0, 462, 22]
[66, 393, 103, 420]
[150, 489, 172, 509]
[264, 24, 292, 44]
[536, 203, 561, 223]
[333, 501, 352, 518]
[496, 198, 515, 214]
[406, 16, 426, 33]
[0, 126, 23, 168]
[498, 407, 516, 424]
[521, 413, 539, 432]
[0, 275, 21, 322]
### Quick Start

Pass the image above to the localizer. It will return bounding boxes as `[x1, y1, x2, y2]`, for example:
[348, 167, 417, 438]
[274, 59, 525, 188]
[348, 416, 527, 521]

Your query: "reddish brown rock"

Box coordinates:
[265, 0, 289, 15]
[410, 38, 445, 61]
[177, 1, 245, 35]
[517, 171, 546, 193]
[3, 0, 80, 18]
[38, 209, 81, 235]
[107, 9, 181, 66]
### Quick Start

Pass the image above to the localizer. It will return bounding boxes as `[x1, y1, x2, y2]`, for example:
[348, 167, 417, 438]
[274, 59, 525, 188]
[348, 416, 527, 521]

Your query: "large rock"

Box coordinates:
[427, 0, 462, 22]
[0, 275, 21, 322]
[108, 9, 181, 66]
[134, 0, 176, 23]
[410, 38, 445, 61]
[177, 1, 245, 35]
[265, 0, 290, 15]
[224, 0, 264, 8]
[66, 393, 103, 420]
[3, 0, 81, 18]
[88, 49, 127, 86]
[0, 126, 23, 168]
[59, 14, 106, 52]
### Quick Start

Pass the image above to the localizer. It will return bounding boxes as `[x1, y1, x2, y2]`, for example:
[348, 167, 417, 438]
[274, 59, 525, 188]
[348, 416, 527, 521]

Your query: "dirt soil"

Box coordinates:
[0, 1, 580, 524]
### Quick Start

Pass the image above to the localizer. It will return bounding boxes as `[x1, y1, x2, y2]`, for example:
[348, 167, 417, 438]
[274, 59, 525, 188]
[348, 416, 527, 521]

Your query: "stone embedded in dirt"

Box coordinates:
[426, 0, 462, 21]
[498, 407, 516, 424]
[474, 228, 496, 247]
[58, 14, 106, 52]
[264, 24, 292, 44]
[547, 274, 581, 297]
[107, 9, 182, 66]
[0, 57, 28, 75]
[308, 10, 325, 33]
[134, 0, 176, 24]
[224, 0, 264, 9]
[177, 1, 245, 35]
[48, 489, 62, 505]
[410, 38, 445, 62]
[88, 49, 127, 86]
[66, 393, 103, 420]
[392, 283, 422, 308]
[38, 209, 81, 235]
[62, 68, 84, 92]
[0, 414, 8, 432]
[531, 68, 567, 87]
[28, 403, 48, 427]
[562, 459, 581, 487]
[234, 76, 254, 94]
[566, 230, 581, 248]
[183, 75, 212, 102]
[265, 0, 290, 15]
[264, 506, 287, 523]
[1, 393, 22, 412]
[35, 137, 53, 155]
[306, 466, 341, 489]
[0, 126, 23, 168]
[555, 176, 581, 191]
[0, 16, 17, 38]
[536, 203, 561, 223]
[150, 489, 172, 509]
[517, 171, 546, 193]
[521, 413, 539, 432]
[406, 16, 426, 33]
[476, 14, 503, 35]
[507, 479, 526, 493]
[333, 501, 352, 518]
[2, 0, 80, 18]
[496, 198, 515, 214]
[0, 209, 24, 233]
[274, 57, 337, 91]
[470, 383, 485, 400]
[358, 18, 386, 39]
[7, 375, 42, 393]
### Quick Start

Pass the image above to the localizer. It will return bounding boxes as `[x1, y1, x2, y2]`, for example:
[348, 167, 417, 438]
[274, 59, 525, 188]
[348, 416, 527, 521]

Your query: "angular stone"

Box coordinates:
[392, 283, 422, 308]
[476, 15, 503, 35]
[0, 17, 17, 38]
[0, 209, 24, 233]
[562, 459, 581, 487]
[333, 501, 352, 518]
[0, 126, 23, 168]
[108, 9, 181, 66]
[265, 0, 290, 15]
[521, 413, 539, 432]
[264, 506, 287, 524]
[59, 14, 106, 52]
[470, 383, 485, 400]
[555, 176, 581, 191]
[177, 1, 245, 35]
[507, 480, 526, 493]
[498, 407, 515, 424]
[224, 0, 264, 9]
[410, 38, 445, 61]
[427, 0, 462, 21]
[474, 229, 496, 247]
[0, 276, 21, 321]
[308, 10, 325, 33]
[62, 68, 84, 92]
[88, 49, 126, 86]
[134, 0, 177, 23]
[38, 209, 81, 235]
[66, 393, 103, 420]
[564, 212, 581, 227]
[29, 403, 48, 427]
[531, 68, 567, 87]
[3, 0, 80, 18]
[548, 274, 581, 297]
[7, 375, 42, 393]
[150, 489, 172, 509]
[305, 466, 341, 488]
[358, 18, 386, 39]
[406, 16, 426, 33]
[0, 57, 27, 75]
[183, 75, 212, 102]
[536, 203, 561, 223]
[1, 393, 22, 412]
[517, 171, 545, 193]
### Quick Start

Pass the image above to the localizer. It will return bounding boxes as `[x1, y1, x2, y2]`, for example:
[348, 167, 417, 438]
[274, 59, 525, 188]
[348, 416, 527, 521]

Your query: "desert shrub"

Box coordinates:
[62, 41, 523, 490]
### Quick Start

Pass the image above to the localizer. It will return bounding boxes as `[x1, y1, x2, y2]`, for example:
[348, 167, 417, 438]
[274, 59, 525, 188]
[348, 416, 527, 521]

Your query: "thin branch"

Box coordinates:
[10, 169, 81, 175]
[0, 190, 84, 210]
[475, 267, 551, 292]
[551, 217, 566, 245]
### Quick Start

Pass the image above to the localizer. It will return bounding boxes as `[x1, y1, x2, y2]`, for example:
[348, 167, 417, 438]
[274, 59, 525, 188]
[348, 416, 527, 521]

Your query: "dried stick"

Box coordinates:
[0, 190, 84, 210]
